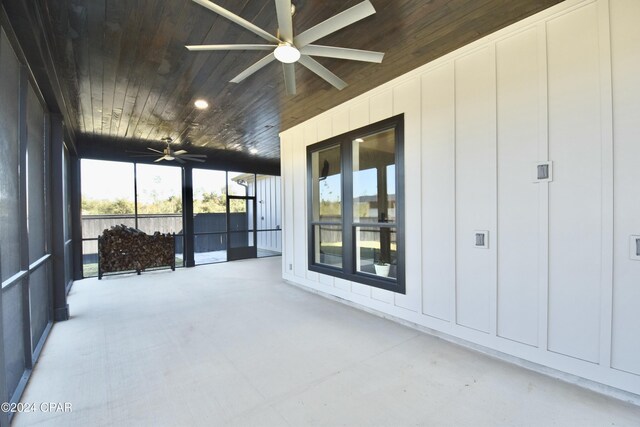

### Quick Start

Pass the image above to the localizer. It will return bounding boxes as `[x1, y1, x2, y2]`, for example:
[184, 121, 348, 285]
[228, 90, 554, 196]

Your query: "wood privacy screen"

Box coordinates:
[98, 225, 175, 279]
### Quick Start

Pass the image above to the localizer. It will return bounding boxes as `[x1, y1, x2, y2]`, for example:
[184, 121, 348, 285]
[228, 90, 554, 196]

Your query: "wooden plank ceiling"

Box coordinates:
[39, 0, 562, 162]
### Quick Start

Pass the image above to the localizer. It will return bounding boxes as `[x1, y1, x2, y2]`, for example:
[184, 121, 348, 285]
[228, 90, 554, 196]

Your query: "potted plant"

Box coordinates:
[373, 250, 391, 277]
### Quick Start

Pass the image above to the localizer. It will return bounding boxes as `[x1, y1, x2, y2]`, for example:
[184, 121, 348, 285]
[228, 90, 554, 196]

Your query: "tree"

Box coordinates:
[82, 198, 134, 215]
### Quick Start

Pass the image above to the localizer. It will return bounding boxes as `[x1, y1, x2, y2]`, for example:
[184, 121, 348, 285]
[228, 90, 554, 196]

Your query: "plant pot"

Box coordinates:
[374, 263, 390, 277]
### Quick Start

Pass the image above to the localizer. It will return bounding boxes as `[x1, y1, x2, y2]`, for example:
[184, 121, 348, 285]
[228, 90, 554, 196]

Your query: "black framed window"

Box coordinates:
[307, 115, 405, 294]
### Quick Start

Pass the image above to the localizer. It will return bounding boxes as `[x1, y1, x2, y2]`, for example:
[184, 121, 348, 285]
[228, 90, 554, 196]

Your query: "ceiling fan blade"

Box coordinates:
[294, 0, 376, 48]
[230, 53, 276, 83]
[275, 0, 294, 43]
[147, 147, 164, 154]
[191, 0, 280, 44]
[186, 44, 276, 52]
[173, 150, 188, 155]
[300, 45, 384, 63]
[298, 55, 347, 90]
[175, 157, 186, 164]
[180, 156, 206, 163]
[128, 154, 162, 158]
[154, 156, 167, 163]
[282, 63, 296, 95]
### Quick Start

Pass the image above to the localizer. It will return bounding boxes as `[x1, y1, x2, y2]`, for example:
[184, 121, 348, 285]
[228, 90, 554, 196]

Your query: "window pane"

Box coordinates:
[3, 282, 26, 402]
[136, 215, 183, 234]
[314, 225, 342, 268]
[194, 213, 227, 234]
[193, 169, 227, 233]
[229, 231, 254, 248]
[256, 175, 281, 231]
[193, 233, 226, 264]
[353, 129, 396, 223]
[29, 264, 50, 349]
[257, 230, 282, 257]
[136, 163, 183, 234]
[312, 145, 342, 222]
[229, 200, 253, 231]
[81, 160, 135, 238]
[228, 171, 255, 196]
[83, 216, 136, 240]
[27, 84, 47, 263]
[82, 239, 99, 277]
[174, 235, 184, 267]
[355, 226, 397, 279]
[0, 30, 22, 280]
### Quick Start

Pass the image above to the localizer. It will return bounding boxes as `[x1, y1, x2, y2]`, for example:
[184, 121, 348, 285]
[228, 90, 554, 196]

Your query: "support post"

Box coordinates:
[70, 155, 83, 280]
[50, 114, 69, 321]
[182, 166, 195, 267]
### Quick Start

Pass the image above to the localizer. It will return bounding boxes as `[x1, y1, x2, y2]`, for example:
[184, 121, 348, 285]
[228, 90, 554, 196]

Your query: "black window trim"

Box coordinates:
[306, 114, 405, 294]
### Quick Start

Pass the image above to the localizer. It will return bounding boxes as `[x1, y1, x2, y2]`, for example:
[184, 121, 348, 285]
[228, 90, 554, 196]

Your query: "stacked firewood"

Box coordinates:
[138, 231, 176, 269]
[98, 224, 175, 279]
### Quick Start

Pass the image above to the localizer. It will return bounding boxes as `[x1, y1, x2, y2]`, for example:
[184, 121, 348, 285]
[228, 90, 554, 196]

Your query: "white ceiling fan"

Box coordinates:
[186, 0, 384, 95]
[127, 138, 207, 164]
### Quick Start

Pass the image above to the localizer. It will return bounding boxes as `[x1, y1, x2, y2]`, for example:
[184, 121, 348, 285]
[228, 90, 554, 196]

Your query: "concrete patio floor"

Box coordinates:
[13, 257, 640, 426]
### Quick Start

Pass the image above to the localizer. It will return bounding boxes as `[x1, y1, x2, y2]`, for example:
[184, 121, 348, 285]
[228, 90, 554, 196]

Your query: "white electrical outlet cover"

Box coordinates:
[631, 236, 640, 261]
[474, 230, 489, 249]
[533, 161, 553, 183]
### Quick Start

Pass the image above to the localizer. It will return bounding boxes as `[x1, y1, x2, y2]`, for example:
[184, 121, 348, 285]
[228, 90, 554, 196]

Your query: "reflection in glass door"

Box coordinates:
[227, 196, 257, 260]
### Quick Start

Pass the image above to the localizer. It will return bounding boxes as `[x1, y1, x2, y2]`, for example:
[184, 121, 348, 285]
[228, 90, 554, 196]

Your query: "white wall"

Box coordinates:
[255, 175, 282, 252]
[280, 0, 640, 396]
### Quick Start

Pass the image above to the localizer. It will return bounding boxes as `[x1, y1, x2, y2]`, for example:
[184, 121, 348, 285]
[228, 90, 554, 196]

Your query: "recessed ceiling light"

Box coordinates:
[250, 148, 258, 155]
[194, 99, 209, 109]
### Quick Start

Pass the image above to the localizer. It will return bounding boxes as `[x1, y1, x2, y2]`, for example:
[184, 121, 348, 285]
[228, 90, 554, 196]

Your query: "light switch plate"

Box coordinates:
[631, 236, 640, 261]
[474, 230, 489, 249]
[534, 161, 553, 182]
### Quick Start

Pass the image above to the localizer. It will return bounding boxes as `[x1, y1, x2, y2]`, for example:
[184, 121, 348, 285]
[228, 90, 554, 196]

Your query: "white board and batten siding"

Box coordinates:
[255, 175, 282, 253]
[280, 0, 640, 396]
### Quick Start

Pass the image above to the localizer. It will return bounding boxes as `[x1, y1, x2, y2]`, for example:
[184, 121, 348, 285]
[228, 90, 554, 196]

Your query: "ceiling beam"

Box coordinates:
[76, 135, 281, 176]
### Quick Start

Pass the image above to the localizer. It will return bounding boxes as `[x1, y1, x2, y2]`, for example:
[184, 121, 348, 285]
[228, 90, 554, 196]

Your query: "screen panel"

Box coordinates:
[2, 283, 26, 402]
[0, 29, 22, 281]
[29, 265, 50, 349]
[27, 84, 47, 263]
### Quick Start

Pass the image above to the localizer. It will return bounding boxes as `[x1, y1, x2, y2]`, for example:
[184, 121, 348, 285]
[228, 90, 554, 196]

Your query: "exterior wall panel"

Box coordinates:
[546, 4, 602, 363]
[280, 0, 640, 396]
[610, 0, 640, 376]
[496, 28, 541, 346]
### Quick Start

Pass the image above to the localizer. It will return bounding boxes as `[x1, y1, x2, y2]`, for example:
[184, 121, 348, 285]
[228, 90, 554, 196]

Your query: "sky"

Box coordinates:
[322, 165, 396, 203]
[81, 160, 258, 202]
[193, 169, 226, 200]
[82, 159, 395, 205]
[81, 159, 181, 202]
[81, 159, 136, 200]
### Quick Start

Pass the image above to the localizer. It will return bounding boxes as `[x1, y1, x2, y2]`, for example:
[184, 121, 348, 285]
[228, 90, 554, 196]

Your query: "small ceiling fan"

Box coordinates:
[186, 0, 384, 95]
[127, 138, 207, 164]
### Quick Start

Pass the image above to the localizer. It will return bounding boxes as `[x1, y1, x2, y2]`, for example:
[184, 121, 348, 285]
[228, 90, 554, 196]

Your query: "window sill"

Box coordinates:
[308, 264, 405, 294]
